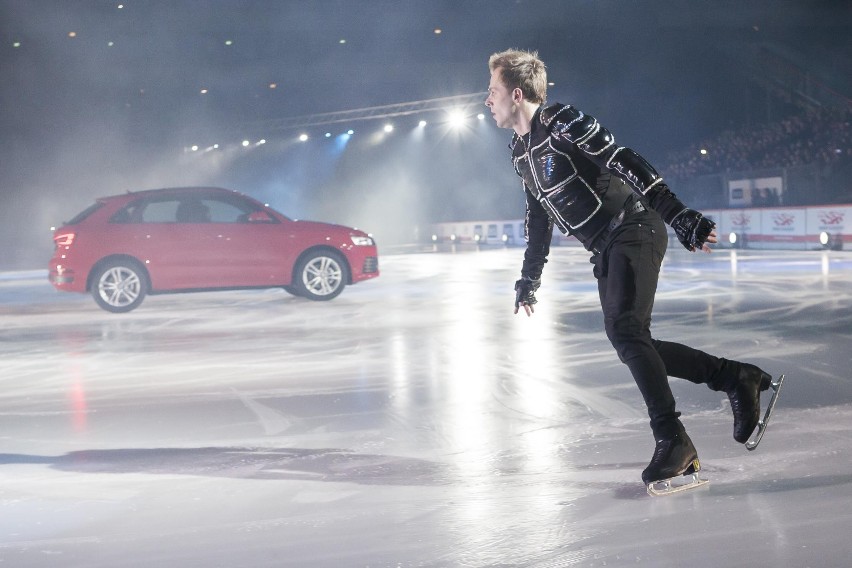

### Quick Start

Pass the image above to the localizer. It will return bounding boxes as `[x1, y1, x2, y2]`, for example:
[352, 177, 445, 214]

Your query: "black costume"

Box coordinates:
[509, 104, 766, 467]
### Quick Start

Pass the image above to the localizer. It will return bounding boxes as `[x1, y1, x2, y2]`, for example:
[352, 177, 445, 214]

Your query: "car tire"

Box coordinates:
[282, 285, 301, 297]
[292, 250, 347, 301]
[91, 259, 149, 313]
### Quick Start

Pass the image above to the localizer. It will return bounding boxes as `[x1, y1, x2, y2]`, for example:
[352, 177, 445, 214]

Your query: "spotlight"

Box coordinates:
[347, 129, 354, 135]
[820, 232, 843, 250]
[729, 232, 747, 249]
[448, 110, 466, 128]
[431, 234, 438, 242]
[450, 234, 457, 242]
[474, 234, 481, 242]
[418, 120, 427, 127]
[383, 124, 394, 133]
[477, 113, 485, 120]
[241, 140, 250, 147]
[501, 234, 509, 243]
[298, 133, 308, 142]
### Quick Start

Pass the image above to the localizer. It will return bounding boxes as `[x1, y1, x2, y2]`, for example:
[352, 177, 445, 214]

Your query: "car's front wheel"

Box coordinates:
[91, 259, 149, 313]
[292, 250, 348, 301]
[282, 285, 301, 297]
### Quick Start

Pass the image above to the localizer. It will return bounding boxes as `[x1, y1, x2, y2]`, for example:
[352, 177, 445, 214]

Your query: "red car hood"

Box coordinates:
[291, 219, 363, 235]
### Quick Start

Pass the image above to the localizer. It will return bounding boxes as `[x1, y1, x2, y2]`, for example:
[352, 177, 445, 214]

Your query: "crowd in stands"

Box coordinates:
[660, 108, 852, 181]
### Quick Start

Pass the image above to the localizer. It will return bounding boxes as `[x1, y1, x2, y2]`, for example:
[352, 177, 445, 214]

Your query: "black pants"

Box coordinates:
[592, 209, 738, 440]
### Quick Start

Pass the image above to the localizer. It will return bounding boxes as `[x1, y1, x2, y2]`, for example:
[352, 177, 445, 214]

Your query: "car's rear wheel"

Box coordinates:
[293, 250, 347, 301]
[91, 260, 148, 313]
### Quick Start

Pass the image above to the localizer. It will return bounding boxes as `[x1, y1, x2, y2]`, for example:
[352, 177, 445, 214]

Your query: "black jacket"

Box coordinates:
[511, 103, 687, 278]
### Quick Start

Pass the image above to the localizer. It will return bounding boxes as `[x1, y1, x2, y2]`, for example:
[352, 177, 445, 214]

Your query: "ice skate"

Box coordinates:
[642, 431, 708, 496]
[726, 363, 773, 444]
[745, 374, 786, 451]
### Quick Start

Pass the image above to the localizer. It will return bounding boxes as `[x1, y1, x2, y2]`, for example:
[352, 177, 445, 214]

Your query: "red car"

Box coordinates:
[49, 187, 379, 312]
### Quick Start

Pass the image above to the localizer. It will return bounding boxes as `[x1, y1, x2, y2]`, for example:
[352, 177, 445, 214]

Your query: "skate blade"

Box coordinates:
[746, 374, 786, 451]
[646, 473, 709, 497]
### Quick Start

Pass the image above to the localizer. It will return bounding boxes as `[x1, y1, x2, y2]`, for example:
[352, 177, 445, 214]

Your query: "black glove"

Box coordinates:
[514, 276, 541, 310]
[671, 209, 715, 251]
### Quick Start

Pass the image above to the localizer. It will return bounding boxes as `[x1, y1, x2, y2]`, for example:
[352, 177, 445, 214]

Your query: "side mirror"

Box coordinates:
[247, 211, 274, 223]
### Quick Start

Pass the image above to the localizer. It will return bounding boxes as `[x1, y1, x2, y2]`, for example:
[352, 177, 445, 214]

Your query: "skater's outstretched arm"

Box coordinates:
[516, 186, 551, 316]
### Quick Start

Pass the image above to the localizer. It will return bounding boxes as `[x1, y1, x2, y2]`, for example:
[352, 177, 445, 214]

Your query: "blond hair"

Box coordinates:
[488, 49, 547, 104]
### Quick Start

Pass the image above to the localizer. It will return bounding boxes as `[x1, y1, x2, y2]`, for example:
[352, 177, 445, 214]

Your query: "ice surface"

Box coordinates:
[1, 246, 852, 567]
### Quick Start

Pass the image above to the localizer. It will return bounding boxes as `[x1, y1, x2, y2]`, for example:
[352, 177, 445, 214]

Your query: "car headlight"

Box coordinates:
[350, 235, 374, 246]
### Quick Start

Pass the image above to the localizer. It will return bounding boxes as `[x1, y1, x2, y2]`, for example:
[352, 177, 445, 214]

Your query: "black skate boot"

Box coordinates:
[642, 430, 706, 496]
[727, 363, 772, 444]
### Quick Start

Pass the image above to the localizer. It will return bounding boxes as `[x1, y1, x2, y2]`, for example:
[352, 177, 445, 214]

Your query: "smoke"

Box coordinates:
[300, 118, 523, 246]
[3, 0, 848, 269]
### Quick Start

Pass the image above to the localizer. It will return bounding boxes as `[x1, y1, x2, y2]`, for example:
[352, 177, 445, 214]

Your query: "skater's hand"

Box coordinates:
[514, 276, 540, 317]
[696, 227, 717, 253]
[672, 209, 716, 253]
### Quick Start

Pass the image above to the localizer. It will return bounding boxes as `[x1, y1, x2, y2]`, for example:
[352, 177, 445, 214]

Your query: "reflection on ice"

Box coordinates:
[1, 248, 852, 566]
[0, 447, 451, 485]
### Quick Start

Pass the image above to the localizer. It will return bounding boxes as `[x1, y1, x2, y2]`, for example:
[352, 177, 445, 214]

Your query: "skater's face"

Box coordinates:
[485, 68, 519, 130]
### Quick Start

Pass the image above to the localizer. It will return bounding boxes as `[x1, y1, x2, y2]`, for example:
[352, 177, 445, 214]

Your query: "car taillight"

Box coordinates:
[54, 232, 76, 250]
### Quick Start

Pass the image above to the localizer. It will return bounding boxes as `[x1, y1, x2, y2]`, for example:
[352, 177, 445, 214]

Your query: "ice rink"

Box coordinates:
[2, 245, 852, 567]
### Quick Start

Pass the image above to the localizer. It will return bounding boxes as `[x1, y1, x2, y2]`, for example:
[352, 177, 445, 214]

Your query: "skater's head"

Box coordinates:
[486, 49, 547, 133]
[487, 49, 547, 105]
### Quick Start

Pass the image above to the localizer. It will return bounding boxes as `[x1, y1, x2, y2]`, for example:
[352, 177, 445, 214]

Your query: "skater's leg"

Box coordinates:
[650, 338, 771, 391]
[651, 336, 772, 443]
[596, 217, 680, 438]
[597, 217, 703, 486]
[595, 215, 710, 486]
[650, 339, 729, 391]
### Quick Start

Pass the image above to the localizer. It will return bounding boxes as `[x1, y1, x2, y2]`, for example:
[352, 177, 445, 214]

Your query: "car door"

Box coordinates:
[203, 195, 290, 286]
[128, 197, 223, 289]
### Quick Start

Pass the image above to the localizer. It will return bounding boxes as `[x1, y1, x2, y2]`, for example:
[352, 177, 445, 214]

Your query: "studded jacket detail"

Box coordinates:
[511, 103, 688, 278]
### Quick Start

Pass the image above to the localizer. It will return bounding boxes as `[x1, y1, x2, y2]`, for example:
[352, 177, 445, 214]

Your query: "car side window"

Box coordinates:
[143, 200, 182, 223]
[111, 199, 177, 223]
[202, 198, 247, 223]
[111, 195, 273, 224]
[110, 200, 146, 223]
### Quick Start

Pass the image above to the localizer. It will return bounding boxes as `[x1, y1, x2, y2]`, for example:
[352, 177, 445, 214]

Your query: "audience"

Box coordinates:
[660, 108, 852, 182]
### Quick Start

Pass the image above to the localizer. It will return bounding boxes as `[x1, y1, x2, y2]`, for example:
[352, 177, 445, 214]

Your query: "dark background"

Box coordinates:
[2, 0, 850, 268]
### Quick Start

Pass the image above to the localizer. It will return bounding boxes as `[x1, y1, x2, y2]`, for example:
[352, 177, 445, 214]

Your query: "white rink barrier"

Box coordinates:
[428, 204, 851, 251]
[706, 204, 849, 250]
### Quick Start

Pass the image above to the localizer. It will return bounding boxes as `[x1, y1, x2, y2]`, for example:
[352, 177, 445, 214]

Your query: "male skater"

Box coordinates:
[485, 49, 774, 492]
